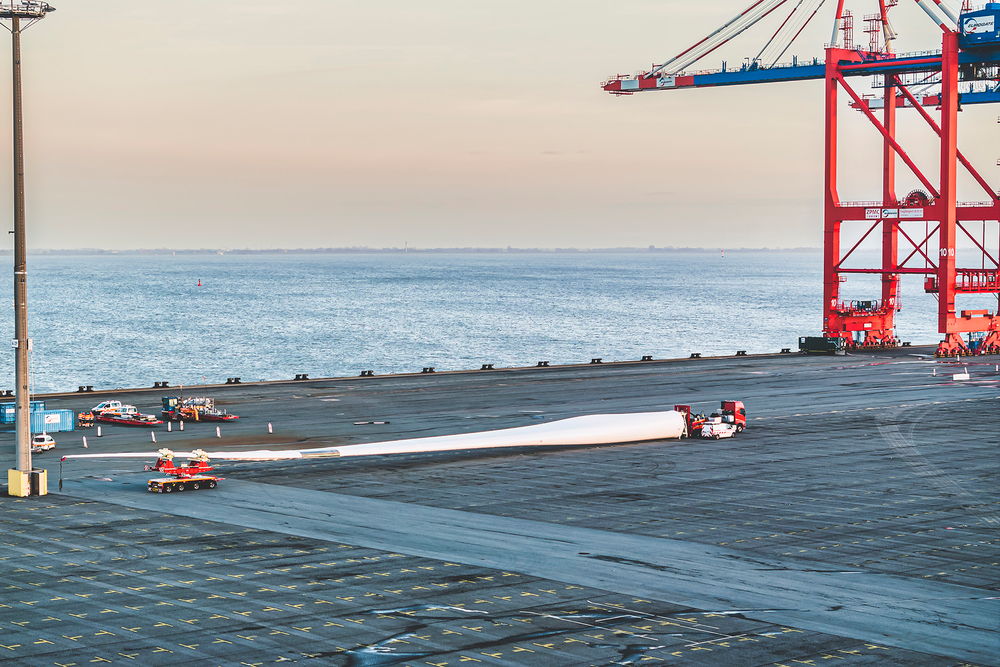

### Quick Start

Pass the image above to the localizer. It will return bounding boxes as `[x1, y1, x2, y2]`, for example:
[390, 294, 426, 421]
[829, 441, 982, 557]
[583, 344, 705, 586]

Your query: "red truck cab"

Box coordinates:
[720, 400, 747, 430]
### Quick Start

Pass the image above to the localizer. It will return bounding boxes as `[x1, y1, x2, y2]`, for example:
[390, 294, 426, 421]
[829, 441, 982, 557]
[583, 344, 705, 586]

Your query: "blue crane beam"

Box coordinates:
[603, 48, 1000, 105]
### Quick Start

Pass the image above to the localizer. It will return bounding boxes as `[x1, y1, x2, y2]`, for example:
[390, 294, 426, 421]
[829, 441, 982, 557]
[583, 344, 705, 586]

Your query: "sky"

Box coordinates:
[0, 0, 993, 249]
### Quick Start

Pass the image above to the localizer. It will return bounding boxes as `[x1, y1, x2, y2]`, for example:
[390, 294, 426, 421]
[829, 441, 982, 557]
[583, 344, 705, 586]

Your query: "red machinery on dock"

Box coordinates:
[603, 0, 1000, 356]
[88, 400, 164, 427]
[144, 449, 221, 493]
[161, 396, 239, 422]
[94, 406, 163, 427]
[675, 400, 748, 438]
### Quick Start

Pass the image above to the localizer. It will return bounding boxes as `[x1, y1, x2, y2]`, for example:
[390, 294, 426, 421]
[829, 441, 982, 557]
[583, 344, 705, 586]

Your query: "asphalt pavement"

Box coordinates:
[2, 348, 998, 665]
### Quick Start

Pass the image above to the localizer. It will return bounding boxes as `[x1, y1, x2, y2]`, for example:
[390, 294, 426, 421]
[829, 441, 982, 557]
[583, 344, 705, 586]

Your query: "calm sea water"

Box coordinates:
[1, 252, 991, 394]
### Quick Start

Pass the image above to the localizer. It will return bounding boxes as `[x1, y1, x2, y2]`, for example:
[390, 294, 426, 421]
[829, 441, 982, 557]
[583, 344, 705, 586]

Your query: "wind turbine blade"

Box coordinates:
[60, 411, 688, 465]
[302, 411, 688, 459]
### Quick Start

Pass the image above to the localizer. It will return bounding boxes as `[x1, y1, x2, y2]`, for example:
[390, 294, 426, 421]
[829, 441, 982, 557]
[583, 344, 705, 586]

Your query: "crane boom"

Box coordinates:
[604, 49, 1000, 107]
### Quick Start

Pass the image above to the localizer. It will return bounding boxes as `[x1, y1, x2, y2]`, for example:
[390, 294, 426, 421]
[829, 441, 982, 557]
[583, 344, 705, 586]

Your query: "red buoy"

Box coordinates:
[197, 279, 202, 287]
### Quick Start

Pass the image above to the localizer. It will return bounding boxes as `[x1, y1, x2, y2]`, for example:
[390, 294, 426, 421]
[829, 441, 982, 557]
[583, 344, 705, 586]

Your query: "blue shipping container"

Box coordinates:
[30, 409, 76, 434]
[960, 5, 1000, 47]
[0, 401, 46, 424]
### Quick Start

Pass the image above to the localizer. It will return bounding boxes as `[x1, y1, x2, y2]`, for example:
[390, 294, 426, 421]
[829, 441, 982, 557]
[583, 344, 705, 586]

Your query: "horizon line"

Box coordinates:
[14, 246, 823, 254]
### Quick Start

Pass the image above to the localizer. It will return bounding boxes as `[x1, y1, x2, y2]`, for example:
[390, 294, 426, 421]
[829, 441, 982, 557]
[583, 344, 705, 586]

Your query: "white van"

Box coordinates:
[701, 418, 737, 440]
[92, 400, 128, 415]
[91, 401, 139, 415]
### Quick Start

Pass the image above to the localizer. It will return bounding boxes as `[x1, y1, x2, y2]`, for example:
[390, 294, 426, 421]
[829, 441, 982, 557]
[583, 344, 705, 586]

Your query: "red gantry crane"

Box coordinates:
[604, 1, 1000, 356]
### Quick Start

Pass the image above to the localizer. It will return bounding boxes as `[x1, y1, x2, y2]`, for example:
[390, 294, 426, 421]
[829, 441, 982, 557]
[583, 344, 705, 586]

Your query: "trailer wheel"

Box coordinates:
[164, 485, 173, 493]
[736, 424, 745, 433]
[176, 483, 185, 491]
[208, 480, 217, 489]
[191, 482, 201, 490]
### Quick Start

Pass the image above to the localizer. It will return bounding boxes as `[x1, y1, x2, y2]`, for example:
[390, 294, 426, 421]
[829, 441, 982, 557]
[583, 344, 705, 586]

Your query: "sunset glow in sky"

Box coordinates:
[1, 0, 992, 249]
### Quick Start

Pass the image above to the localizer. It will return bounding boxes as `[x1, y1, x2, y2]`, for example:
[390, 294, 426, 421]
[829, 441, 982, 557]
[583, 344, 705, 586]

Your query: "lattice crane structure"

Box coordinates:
[604, 1, 1000, 356]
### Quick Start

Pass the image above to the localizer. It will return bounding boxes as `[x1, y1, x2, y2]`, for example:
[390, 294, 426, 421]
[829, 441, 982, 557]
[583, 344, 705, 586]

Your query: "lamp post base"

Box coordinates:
[7, 468, 47, 497]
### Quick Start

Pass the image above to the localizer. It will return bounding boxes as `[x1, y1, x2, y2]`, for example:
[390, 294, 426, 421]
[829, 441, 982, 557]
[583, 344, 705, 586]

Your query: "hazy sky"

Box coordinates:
[2, 0, 992, 249]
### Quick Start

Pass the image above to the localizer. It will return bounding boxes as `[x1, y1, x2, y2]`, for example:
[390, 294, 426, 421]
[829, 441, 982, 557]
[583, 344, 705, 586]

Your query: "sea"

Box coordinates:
[3, 251, 992, 394]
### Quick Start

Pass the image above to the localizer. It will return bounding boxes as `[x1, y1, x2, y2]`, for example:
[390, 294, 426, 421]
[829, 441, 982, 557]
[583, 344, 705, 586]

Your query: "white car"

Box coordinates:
[31, 434, 56, 452]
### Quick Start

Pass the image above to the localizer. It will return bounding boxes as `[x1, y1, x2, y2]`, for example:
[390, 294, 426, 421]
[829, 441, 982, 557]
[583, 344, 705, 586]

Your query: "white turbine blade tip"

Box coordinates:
[61, 452, 169, 460]
[200, 450, 304, 461]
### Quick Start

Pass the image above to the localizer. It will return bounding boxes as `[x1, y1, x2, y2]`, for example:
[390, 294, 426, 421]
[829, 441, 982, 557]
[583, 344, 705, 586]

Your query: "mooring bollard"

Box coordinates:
[96, 426, 103, 438]
[167, 421, 172, 432]
[82, 436, 88, 449]
[267, 422, 273, 434]
[150, 431, 157, 444]
[216, 426, 221, 438]
[179, 421, 184, 431]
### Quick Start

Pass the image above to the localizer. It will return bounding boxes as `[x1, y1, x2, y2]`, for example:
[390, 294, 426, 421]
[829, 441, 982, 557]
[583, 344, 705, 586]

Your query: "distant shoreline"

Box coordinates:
[11, 247, 821, 255]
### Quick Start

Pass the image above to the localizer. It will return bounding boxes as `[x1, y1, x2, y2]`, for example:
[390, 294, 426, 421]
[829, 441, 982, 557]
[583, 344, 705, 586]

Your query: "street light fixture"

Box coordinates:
[0, 2, 54, 19]
[1, 0, 54, 497]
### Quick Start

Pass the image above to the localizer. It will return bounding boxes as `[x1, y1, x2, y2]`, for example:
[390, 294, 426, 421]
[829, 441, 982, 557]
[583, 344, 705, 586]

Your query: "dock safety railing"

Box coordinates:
[833, 299, 892, 315]
[955, 269, 1000, 293]
[838, 200, 999, 207]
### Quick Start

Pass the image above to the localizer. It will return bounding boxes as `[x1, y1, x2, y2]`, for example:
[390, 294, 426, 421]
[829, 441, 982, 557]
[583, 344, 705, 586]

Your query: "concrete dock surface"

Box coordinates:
[1, 349, 998, 665]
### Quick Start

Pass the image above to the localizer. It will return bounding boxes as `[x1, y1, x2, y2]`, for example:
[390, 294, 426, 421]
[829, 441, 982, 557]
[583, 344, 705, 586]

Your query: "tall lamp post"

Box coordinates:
[2, 1, 54, 497]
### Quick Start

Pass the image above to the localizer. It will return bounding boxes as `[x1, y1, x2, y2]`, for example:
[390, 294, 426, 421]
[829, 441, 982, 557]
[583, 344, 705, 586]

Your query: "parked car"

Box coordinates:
[31, 433, 56, 453]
